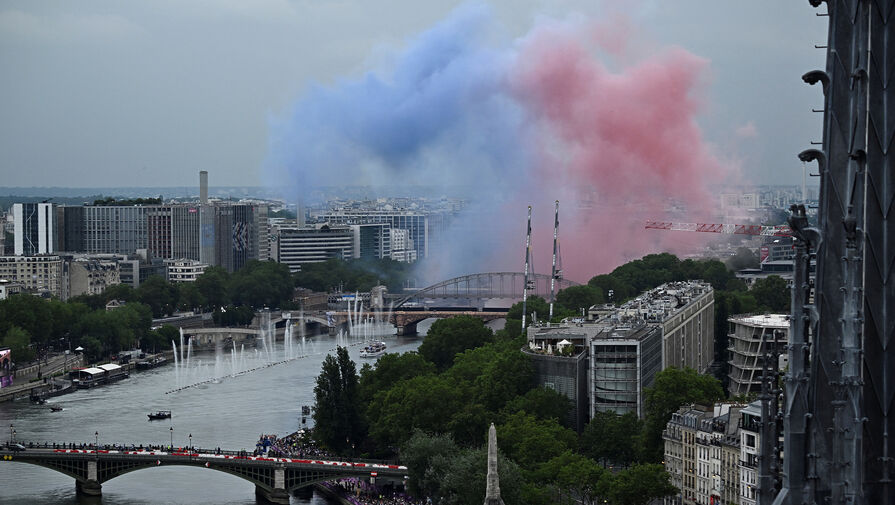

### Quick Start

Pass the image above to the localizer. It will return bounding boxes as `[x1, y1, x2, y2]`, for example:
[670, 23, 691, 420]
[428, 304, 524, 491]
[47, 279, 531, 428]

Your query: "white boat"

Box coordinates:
[359, 341, 387, 358]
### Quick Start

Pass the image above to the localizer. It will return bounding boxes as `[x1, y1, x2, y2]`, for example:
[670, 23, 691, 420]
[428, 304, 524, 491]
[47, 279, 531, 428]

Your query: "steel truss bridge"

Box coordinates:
[0, 445, 406, 504]
[391, 272, 580, 309]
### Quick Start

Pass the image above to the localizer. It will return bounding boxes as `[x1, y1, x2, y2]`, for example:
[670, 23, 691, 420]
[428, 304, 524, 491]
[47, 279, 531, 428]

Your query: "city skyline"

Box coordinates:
[1, 1, 824, 189]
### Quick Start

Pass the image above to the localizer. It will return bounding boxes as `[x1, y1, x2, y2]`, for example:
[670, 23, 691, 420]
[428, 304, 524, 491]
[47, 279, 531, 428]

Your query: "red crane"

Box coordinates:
[644, 220, 793, 237]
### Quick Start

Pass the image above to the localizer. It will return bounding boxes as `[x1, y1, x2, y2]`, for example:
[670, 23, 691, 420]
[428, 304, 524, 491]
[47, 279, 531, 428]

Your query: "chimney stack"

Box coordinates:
[200, 171, 208, 204]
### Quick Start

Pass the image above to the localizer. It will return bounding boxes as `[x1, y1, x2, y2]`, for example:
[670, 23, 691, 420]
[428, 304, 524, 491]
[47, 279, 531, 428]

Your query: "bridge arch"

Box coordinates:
[393, 272, 580, 309]
[3, 450, 405, 504]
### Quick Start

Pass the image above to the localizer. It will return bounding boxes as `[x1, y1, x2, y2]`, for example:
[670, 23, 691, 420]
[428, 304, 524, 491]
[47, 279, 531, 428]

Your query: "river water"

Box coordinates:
[0, 322, 432, 505]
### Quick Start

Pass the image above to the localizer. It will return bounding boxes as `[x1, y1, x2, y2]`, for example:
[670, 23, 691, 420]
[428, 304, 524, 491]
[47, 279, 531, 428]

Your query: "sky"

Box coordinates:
[0, 0, 827, 191]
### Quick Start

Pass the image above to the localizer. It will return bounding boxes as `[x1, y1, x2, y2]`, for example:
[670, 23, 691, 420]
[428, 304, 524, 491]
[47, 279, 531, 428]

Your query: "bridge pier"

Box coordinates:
[254, 466, 289, 504]
[76, 479, 102, 497]
[75, 459, 103, 496]
[396, 322, 418, 336]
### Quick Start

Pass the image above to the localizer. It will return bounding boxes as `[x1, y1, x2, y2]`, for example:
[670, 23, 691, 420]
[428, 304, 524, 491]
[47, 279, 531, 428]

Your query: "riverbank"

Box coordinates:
[0, 350, 175, 403]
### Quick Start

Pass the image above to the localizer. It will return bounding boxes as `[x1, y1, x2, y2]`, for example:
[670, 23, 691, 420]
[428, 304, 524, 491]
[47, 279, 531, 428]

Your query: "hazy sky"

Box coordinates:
[0, 0, 827, 189]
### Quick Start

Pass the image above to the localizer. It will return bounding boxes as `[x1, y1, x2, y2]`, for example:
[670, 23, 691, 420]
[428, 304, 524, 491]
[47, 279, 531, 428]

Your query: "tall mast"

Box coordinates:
[521, 206, 532, 333]
[549, 200, 559, 321]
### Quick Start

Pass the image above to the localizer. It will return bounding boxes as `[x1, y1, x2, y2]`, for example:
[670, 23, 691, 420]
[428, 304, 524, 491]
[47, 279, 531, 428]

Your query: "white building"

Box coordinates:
[13, 203, 56, 256]
[727, 314, 789, 396]
[164, 258, 208, 283]
[664, 403, 746, 505]
[738, 402, 761, 505]
[271, 223, 355, 273]
[389, 228, 417, 263]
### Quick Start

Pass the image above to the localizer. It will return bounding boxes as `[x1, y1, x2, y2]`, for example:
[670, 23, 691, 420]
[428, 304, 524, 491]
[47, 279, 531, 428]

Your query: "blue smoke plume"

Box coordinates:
[263, 2, 531, 200]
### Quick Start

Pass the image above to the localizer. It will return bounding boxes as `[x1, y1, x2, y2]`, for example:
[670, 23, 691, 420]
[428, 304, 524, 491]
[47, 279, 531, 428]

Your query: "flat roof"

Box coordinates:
[97, 363, 122, 371]
[729, 313, 790, 328]
[80, 367, 104, 375]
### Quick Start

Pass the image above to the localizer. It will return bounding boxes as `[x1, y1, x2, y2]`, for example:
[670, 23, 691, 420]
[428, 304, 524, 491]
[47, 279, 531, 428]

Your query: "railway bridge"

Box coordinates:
[0, 445, 406, 504]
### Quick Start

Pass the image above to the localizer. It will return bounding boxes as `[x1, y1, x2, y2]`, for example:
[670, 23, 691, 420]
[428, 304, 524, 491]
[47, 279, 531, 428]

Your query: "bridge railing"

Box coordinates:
[9, 440, 401, 466]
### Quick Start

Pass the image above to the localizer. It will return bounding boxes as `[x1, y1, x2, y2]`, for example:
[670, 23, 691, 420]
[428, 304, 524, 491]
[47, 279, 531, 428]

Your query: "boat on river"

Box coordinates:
[359, 341, 387, 358]
[136, 356, 167, 370]
[148, 410, 171, 420]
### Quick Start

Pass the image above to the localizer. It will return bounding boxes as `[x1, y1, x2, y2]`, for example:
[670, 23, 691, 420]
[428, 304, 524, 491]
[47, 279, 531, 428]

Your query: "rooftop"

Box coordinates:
[729, 313, 790, 328]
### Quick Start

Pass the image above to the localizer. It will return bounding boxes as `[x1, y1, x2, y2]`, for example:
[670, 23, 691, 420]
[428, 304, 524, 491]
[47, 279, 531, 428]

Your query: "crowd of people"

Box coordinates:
[323, 478, 428, 505]
[254, 430, 337, 459]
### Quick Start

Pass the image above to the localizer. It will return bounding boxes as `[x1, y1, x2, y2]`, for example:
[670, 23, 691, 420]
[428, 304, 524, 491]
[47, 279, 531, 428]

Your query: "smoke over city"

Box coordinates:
[264, 2, 730, 283]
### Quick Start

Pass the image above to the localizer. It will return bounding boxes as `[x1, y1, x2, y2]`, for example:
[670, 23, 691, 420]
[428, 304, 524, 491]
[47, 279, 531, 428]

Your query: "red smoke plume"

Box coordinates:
[512, 21, 729, 279]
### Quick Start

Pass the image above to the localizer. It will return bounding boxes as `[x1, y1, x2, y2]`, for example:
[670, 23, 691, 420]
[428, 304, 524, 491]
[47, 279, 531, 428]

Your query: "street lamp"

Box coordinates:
[95, 431, 98, 448]
[169, 426, 173, 449]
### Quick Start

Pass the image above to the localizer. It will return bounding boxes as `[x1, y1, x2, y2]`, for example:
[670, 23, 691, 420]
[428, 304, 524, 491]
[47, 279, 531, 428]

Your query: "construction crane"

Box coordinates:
[644, 220, 793, 237]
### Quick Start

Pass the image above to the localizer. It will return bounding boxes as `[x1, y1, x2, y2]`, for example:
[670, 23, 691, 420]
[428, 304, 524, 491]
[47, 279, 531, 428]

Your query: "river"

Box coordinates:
[0, 320, 439, 505]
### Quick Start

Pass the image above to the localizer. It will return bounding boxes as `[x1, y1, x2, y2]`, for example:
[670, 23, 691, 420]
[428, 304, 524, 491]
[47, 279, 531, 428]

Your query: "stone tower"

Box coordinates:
[484, 423, 505, 505]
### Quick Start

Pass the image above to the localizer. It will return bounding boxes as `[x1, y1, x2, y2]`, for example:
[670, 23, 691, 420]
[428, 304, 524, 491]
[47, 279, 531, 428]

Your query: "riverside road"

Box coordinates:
[0, 325, 430, 505]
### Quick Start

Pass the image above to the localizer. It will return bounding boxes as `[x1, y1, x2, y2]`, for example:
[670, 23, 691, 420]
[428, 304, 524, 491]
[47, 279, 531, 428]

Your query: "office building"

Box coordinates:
[389, 228, 417, 263]
[83, 205, 149, 254]
[13, 203, 56, 256]
[322, 209, 428, 261]
[727, 314, 789, 396]
[272, 223, 355, 273]
[589, 320, 662, 418]
[56, 206, 85, 252]
[523, 327, 590, 432]
[617, 281, 715, 373]
[147, 205, 201, 261]
[353, 223, 391, 260]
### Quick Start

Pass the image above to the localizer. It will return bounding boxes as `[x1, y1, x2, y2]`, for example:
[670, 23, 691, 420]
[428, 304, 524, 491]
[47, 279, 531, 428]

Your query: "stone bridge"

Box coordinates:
[0, 445, 407, 504]
[389, 310, 507, 336]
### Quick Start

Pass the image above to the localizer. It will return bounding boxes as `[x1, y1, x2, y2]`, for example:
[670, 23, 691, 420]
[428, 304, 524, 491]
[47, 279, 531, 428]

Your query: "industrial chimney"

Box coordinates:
[199, 171, 208, 204]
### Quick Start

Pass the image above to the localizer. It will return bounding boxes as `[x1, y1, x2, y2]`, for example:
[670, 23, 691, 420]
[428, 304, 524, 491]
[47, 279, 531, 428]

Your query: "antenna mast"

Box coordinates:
[549, 200, 560, 321]
[521, 206, 532, 333]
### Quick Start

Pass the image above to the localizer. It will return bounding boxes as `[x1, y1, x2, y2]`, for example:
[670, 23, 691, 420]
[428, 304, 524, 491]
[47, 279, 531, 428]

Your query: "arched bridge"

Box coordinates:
[392, 272, 580, 309]
[1, 445, 407, 504]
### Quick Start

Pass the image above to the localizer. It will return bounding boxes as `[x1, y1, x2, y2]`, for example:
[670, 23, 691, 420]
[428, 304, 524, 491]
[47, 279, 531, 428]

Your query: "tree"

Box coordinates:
[556, 285, 604, 314]
[581, 411, 643, 466]
[312, 347, 364, 452]
[176, 282, 205, 312]
[496, 411, 577, 472]
[501, 386, 572, 426]
[642, 367, 724, 461]
[401, 430, 460, 499]
[229, 260, 294, 309]
[79, 335, 104, 363]
[195, 266, 230, 310]
[358, 352, 435, 405]
[2, 326, 34, 364]
[366, 373, 464, 447]
[506, 296, 551, 324]
[609, 463, 677, 505]
[535, 450, 611, 505]
[435, 446, 524, 505]
[418, 316, 493, 370]
[144, 324, 178, 353]
[751, 275, 791, 312]
[135, 275, 177, 318]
